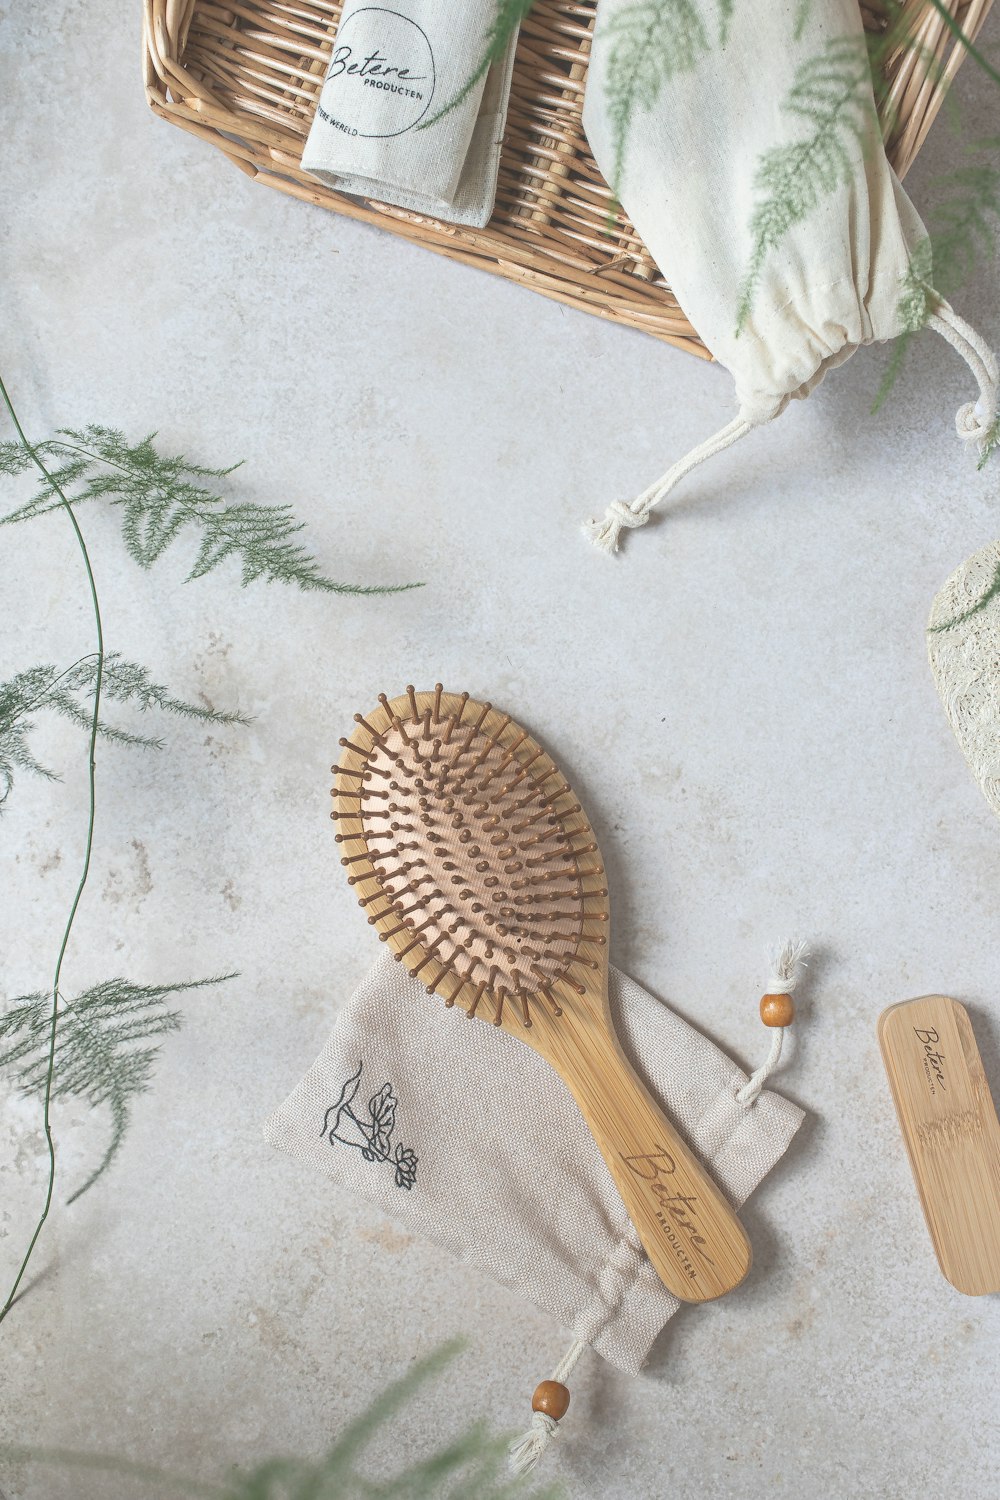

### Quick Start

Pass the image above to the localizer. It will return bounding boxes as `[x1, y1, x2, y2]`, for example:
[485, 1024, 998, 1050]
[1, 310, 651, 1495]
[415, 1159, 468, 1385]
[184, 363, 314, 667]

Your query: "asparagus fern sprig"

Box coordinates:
[735, 33, 878, 334]
[875, 144, 1000, 417]
[0, 425, 419, 595]
[420, 0, 534, 129]
[0, 975, 235, 1204]
[0, 654, 248, 807]
[0, 1341, 564, 1498]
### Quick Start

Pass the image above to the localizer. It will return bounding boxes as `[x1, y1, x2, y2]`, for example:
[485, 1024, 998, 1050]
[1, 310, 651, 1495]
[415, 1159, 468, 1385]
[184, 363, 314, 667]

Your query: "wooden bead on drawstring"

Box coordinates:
[531, 1380, 570, 1420]
[760, 992, 795, 1028]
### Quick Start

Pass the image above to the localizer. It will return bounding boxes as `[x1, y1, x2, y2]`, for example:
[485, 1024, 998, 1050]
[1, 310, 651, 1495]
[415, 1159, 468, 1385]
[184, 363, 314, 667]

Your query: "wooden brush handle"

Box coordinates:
[563, 1031, 752, 1302]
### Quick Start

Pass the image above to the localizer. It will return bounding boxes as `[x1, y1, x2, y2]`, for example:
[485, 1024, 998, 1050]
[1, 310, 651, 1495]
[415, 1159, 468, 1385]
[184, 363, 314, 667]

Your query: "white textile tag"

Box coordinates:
[301, 1, 519, 228]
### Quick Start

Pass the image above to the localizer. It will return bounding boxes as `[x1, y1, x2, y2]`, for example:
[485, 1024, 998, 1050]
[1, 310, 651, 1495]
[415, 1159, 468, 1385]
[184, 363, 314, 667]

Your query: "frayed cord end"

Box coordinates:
[582, 500, 649, 554]
[959, 397, 999, 472]
[509, 1412, 559, 1478]
[765, 938, 810, 995]
[928, 305, 999, 460]
[957, 393, 999, 447]
[736, 938, 809, 1106]
[508, 1338, 587, 1478]
[580, 412, 757, 555]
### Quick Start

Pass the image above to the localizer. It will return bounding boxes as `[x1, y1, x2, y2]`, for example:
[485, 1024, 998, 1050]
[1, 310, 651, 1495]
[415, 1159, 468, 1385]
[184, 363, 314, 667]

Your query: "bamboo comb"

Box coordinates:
[331, 686, 752, 1302]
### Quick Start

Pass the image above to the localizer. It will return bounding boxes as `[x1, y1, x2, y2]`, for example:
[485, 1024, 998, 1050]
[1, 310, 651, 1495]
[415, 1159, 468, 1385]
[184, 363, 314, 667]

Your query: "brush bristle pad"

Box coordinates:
[332, 687, 609, 1028]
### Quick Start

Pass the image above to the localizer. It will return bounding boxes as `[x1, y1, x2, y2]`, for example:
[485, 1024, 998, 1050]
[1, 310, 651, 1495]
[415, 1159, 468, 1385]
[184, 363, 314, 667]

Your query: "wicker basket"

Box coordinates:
[143, 0, 994, 358]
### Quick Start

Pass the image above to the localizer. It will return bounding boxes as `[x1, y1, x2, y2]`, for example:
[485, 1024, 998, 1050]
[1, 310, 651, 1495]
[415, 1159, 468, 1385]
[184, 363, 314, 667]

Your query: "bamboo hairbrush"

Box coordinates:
[332, 685, 751, 1302]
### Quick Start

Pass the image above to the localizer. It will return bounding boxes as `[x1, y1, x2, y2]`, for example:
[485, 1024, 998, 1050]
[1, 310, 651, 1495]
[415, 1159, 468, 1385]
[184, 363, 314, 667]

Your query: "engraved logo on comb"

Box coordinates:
[620, 1149, 716, 1279]
[913, 1026, 947, 1095]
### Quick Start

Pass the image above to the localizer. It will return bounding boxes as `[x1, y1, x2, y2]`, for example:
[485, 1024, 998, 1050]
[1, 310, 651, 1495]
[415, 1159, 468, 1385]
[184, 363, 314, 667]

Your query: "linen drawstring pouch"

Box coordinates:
[928, 538, 1000, 820]
[301, 1, 519, 228]
[580, 1, 999, 552]
[265, 947, 806, 1473]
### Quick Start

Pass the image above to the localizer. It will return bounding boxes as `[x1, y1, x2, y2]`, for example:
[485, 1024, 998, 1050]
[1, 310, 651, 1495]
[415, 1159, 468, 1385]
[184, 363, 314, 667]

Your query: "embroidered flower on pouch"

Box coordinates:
[321, 1060, 418, 1191]
[393, 1142, 418, 1191]
[367, 1082, 398, 1158]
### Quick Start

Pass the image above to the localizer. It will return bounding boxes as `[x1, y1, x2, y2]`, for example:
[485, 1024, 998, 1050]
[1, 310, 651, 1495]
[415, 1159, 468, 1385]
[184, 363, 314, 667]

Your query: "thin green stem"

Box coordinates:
[0, 374, 105, 1324]
[928, 560, 1000, 633]
[924, 0, 1000, 89]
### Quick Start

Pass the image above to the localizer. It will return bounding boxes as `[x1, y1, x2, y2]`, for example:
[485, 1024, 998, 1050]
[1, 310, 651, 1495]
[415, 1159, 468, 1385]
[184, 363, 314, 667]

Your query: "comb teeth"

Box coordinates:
[334, 687, 608, 1028]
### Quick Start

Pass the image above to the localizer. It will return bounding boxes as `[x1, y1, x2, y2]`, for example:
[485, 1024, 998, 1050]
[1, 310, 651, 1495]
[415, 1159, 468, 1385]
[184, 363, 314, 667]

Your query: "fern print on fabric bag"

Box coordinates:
[580, 2, 998, 553]
[601, 1, 711, 197]
[735, 34, 876, 334]
[876, 142, 1000, 423]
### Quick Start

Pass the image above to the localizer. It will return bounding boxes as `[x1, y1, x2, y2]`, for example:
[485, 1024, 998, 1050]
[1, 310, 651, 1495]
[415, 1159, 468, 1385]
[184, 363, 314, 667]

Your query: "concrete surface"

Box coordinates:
[2, 6, 999, 1497]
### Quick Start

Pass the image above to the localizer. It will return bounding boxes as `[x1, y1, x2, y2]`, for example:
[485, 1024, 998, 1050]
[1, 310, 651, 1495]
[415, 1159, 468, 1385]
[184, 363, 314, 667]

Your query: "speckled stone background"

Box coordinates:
[2, 7, 999, 1498]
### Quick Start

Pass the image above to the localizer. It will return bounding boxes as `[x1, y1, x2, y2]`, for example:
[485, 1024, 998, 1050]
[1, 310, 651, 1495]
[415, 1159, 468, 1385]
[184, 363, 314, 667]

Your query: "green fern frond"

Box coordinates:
[0, 426, 419, 596]
[930, 156, 1000, 288]
[0, 974, 235, 1201]
[874, 144, 1000, 413]
[602, 0, 710, 196]
[420, 0, 534, 129]
[735, 34, 877, 334]
[1, 1341, 565, 1498]
[978, 417, 1000, 471]
[0, 654, 248, 806]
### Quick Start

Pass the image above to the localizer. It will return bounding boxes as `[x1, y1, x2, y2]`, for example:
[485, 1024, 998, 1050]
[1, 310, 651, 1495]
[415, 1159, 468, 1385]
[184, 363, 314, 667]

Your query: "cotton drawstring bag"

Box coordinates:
[301, 1, 519, 228]
[265, 945, 806, 1474]
[581, 1, 999, 552]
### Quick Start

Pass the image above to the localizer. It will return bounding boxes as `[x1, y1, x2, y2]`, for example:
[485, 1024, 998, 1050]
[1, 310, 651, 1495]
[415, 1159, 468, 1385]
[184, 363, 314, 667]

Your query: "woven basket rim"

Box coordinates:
[142, 0, 995, 356]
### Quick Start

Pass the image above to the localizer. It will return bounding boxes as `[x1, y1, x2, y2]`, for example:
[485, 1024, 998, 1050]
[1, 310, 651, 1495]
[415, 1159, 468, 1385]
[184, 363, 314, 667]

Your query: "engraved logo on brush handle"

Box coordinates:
[913, 1026, 947, 1094]
[620, 1149, 717, 1282]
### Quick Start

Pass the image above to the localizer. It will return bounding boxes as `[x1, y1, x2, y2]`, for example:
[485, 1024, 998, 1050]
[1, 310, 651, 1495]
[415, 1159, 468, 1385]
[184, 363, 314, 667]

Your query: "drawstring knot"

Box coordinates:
[509, 1411, 560, 1475]
[956, 400, 987, 441]
[582, 498, 649, 554]
[735, 938, 809, 1106]
[582, 299, 997, 559]
[929, 304, 998, 462]
[508, 1337, 587, 1477]
[582, 413, 756, 556]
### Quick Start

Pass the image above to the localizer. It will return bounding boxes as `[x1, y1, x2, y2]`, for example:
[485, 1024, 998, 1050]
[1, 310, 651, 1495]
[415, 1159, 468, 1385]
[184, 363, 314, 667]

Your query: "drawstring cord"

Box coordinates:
[508, 1339, 588, 1478]
[508, 939, 808, 1478]
[583, 300, 997, 557]
[928, 302, 999, 458]
[582, 412, 759, 554]
[735, 937, 808, 1104]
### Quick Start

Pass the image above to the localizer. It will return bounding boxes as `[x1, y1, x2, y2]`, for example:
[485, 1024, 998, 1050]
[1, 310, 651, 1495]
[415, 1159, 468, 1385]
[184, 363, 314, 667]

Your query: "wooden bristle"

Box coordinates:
[333, 687, 610, 1031]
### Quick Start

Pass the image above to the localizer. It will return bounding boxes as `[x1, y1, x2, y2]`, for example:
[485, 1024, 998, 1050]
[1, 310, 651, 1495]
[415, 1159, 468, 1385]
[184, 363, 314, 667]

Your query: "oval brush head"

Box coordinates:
[333, 684, 606, 1025]
[332, 686, 751, 1302]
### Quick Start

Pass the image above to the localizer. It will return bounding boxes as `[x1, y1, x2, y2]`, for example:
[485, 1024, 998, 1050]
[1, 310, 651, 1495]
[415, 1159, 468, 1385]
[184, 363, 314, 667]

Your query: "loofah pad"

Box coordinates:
[928, 539, 1000, 819]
